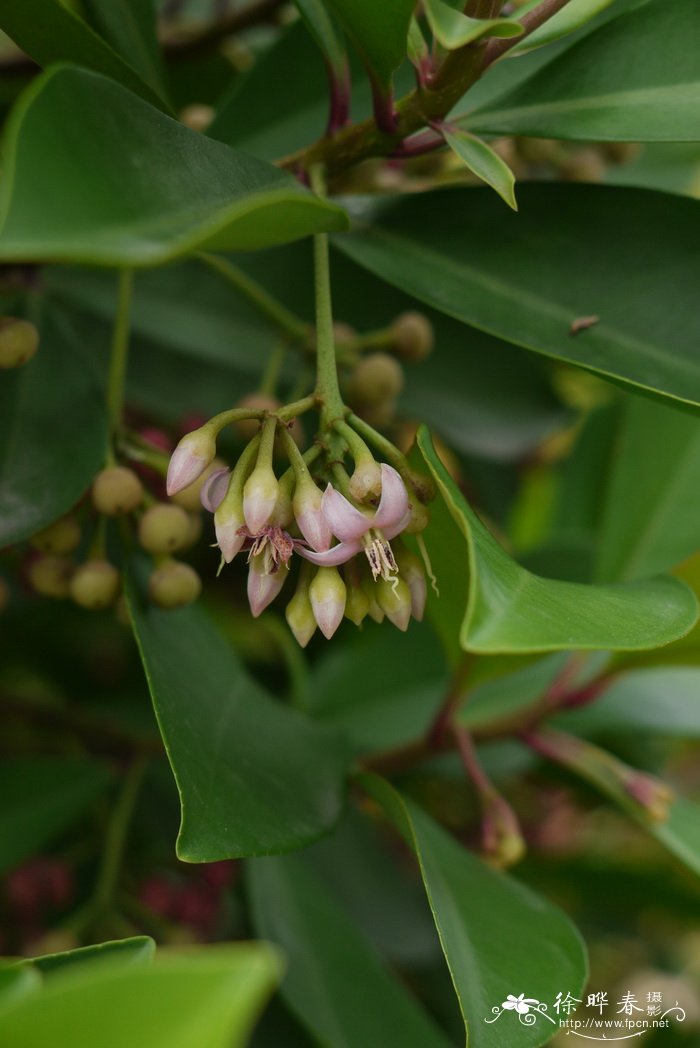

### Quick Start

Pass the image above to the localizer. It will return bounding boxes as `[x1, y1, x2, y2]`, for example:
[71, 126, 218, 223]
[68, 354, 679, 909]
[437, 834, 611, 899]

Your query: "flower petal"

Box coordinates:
[200, 468, 230, 513]
[247, 558, 287, 617]
[373, 464, 410, 532]
[296, 540, 361, 567]
[321, 484, 371, 543]
[383, 508, 412, 541]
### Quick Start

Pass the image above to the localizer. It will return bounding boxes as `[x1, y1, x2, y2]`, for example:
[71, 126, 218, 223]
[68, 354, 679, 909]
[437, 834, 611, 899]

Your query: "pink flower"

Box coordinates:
[297, 464, 411, 580]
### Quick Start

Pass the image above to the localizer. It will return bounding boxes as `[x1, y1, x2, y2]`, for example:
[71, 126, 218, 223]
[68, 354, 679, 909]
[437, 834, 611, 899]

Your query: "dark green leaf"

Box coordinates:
[425, 0, 522, 49]
[0, 758, 112, 874]
[247, 854, 452, 1048]
[442, 128, 517, 209]
[81, 0, 167, 99]
[0, 305, 107, 548]
[321, 0, 414, 88]
[0, 944, 281, 1048]
[510, 0, 615, 53]
[126, 573, 348, 860]
[0, 0, 167, 109]
[466, 0, 700, 141]
[0, 66, 347, 267]
[294, 0, 347, 77]
[596, 396, 700, 582]
[361, 774, 588, 1048]
[336, 185, 700, 408]
[21, 937, 155, 976]
[416, 426, 698, 653]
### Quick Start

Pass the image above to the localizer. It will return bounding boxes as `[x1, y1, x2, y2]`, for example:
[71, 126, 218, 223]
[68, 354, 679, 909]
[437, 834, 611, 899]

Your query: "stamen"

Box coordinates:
[416, 533, 439, 597]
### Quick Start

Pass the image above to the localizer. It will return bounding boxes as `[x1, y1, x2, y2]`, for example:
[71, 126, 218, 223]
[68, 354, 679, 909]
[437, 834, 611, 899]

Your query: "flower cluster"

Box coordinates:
[167, 407, 432, 645]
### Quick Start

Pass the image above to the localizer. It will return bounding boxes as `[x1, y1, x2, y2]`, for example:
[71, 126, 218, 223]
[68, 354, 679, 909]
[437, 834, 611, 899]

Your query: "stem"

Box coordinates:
[309, 167, 345, 426]
[259, 343, 286, 397]
[198, 252, 311, 342]
[484, 0, 573, 62]
[106, 270, 134, 445]
[92, 758, 147, 914]
[347, 413, 410, 473]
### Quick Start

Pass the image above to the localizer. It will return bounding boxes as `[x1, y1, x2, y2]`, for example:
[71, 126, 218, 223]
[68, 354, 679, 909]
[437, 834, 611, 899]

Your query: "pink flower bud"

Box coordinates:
[309, 567, 346, 639]
[214, 497, 246, 563]
[247, 554, 287, 617]
[200, 468, 230, 513]
[285, 587, 317, 647]
[293, 474, 332, 552]
[376, 576, 412, 631]
[243, 464, 279, 534]
[166, 429, 216, 496]
[395, 547, 427, 621]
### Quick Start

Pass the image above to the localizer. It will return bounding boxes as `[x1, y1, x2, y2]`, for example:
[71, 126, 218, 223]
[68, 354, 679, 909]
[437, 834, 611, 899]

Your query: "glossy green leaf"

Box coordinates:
[361, 774, 588, 1048]
[511, 0, 615, 53]
[442, 128, 517, 209]
[294, 0, 347, 77]
[336, 185, 700, 408]
[556, 667, 700, 738]
[21, 937, 155, 977]
[321, 0, 414, 88]
[530, 728, 700, 877]
[247, 854, 452, 1048]
[425, 0, 522, 50]
[0, 66, 347, 268]
[126, 573, 348, 860]
[416, 426, 698, 653]
[0, 968, 41, 1012]
[0, 0, 167, 109]
[596, 396, 700, 582]
[81, 0, 166, 98]
[466, 0, 700, 141]
[0, 305, 107, 549]
[0, 944, 281, 1048]
[0, 758, 112, 874]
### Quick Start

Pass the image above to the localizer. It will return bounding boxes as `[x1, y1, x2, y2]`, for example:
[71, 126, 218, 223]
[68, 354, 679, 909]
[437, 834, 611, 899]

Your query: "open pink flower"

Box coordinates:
[297, 464, 411, 580]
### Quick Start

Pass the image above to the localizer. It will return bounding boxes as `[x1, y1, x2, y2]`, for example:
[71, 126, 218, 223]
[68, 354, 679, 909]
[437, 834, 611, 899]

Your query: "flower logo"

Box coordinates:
[502, 994, 540, 1015]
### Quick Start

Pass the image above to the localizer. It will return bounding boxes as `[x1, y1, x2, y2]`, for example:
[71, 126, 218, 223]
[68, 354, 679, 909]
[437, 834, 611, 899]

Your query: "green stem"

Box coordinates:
[277, 394, 317, 421]
[198, 252, 311, 342]
[106, 270, 134, 446]
[259, 342, 286, 396]
[347, 413, 410, 473]
[333, 419, 376, 466]
[93, 758, 147, 914]
[309, 166, 346, 427]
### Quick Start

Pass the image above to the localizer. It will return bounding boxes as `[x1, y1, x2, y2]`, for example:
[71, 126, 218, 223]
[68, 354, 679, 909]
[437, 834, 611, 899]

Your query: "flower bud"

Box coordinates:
[243, 464, 279, 534]
[362, 576, 385, 623]
[285, 586, 317, 647]
[31, 515, 81, 555]
[70, 560, 120, 609]
[270, 480, 294, 530]
[349, 353, 404, 406]
[403, 499, 430, 534]
[395, 547, 427, 621]
[149, 561, 202, 608]
[28, 555, 74, 599]
[92, 466, 144, 516]
[376, 576, 412, 631]
[171, 456, 227, 512]
[0, 317, 39, 369]
[293, 473, 331, 552]
[344, 580, 370, 626]
[483, 795, 526, 870]
[166, 428, 216, 496]
[357, 400, 397, 430]
[214, 490, 246, 563]
[309, 567, 346, 639]
[138, 504, 191, 554]
[625, 772, 674, 823]
[348, 460, 382, 502]
[389, 311, 434, 361]
[201, 468, 231, 513]
[247, 554, 287, 617]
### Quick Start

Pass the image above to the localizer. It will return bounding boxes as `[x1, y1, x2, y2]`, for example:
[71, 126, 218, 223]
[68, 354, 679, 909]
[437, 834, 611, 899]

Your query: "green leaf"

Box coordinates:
[0, 65, 348, 268]
[81, 0, 167, 99]
[510, 0, 615, 53]
[335, 185, 700, 408]
[0, 0, 167, 109]
[321, 0, 414, 88]
[0, 944, 281, 1048]
[20, 937, 155, 977]
[442, 128, 517, 209]
[126, 572, 348, 860]
[360, 774, 588, 1048]
[416, 426, 698, 653]
[294, 0, 347, 77]
[0, 758, 112, 874]
[555, 667, 700, 738]
[247, 854, 452, 1048]
[466, 0, 700, 142]
[0, 968, 41, 1012]
[425, 0, 522, 50]
[0, 305, 107, 549]
[596, 396, 700, 582]
[529, 728, 700, 877]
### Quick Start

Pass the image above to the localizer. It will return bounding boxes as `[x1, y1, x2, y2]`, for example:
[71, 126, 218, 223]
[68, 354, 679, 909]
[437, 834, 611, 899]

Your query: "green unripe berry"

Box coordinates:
[404, 499, 430, 534]
[31, 515, 81, 555]
[148, 561, 202, 608]
[92, 466, 144, 516]
[389, 312, 434, 362]
[350, 353, 404, 406]
[70, 560, 120, 609]
[28, 555, 75, 599]
[0, 318, 39, 369]
[138, 503, 191, 554]
[357, 400, 397, 430]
